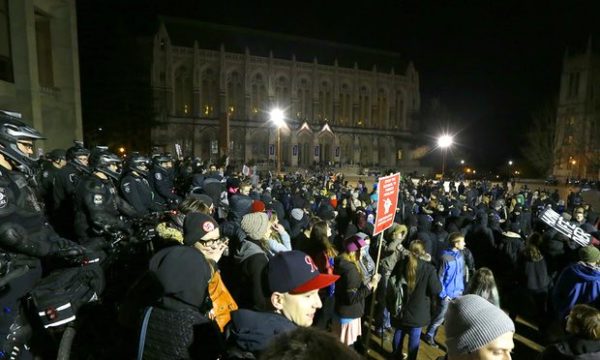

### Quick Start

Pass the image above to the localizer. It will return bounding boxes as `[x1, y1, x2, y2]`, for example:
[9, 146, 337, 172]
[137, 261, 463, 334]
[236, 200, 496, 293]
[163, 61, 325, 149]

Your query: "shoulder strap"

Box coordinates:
[137, 306, 154, 360]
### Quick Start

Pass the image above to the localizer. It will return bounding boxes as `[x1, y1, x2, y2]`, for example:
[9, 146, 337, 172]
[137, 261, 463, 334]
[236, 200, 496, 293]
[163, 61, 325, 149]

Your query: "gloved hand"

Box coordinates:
[0, 223, 50, 257]
[49, 238, 85, 259]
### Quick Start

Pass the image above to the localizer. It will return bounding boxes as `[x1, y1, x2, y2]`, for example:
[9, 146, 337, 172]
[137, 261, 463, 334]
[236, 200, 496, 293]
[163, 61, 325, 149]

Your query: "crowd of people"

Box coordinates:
[1, 109, 599, 360]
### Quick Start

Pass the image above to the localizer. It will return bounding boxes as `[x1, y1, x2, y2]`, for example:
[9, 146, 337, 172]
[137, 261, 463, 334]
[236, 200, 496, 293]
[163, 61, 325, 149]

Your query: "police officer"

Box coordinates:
[120, 153, 163, 215]
[73, 150, 139, 241]
[0, 111, 83, 358]
[148, 153, 181, 208]
[39, 149, 66, 220]
[51, 142, 91, 239]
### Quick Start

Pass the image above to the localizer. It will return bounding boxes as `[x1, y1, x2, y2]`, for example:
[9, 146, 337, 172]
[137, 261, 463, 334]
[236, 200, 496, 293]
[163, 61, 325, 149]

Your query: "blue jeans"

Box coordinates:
[426, 297, 450, 339]
[392, 326, 421, 360]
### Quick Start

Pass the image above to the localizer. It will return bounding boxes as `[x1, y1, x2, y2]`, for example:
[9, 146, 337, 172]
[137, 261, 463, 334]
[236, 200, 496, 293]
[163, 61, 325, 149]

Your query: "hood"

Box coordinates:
[227, 309, 296, 353]
[571, 262, 600, 282]
[475, 210, 489, 227]
[417, 214, 433, 232]
[220, 221, 265, 263]
[149, 246, 211, 308]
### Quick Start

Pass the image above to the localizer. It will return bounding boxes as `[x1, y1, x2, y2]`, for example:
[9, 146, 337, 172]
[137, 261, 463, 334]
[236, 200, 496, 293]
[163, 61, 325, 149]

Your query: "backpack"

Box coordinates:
[386, 273, 408, 318]
[30, 265, 104, 328]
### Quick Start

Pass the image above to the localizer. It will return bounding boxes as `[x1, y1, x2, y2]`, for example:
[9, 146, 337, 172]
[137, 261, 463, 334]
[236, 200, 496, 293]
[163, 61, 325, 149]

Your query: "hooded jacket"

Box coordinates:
[552, 262, 600, 318]
[142, 246, 223, 359]
[225, 309, 296, 359]
[220, 221, 268, 311]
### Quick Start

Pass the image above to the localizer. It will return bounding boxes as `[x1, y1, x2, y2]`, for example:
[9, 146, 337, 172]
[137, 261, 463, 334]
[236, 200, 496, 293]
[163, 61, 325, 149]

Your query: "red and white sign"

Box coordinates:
[374, 173, 400, 235]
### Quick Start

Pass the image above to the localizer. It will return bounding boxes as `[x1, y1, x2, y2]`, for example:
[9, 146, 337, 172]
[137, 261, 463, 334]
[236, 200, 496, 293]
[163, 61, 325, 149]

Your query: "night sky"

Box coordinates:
[78, 0, 600, 174]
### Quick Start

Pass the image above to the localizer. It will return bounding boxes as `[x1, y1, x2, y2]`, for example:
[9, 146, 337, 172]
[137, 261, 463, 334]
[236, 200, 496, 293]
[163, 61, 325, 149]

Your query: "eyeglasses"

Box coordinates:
[198, 236, 229, 248]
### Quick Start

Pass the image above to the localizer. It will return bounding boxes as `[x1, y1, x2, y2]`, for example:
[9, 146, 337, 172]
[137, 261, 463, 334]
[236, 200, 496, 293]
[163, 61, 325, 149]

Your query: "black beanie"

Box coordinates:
[183, 212, 218, 246]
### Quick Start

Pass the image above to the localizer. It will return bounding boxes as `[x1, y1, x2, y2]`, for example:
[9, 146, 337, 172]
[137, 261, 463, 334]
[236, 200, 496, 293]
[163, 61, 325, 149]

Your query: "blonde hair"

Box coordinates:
[406, 240, 426, 293]
[340, 251, 362, 277]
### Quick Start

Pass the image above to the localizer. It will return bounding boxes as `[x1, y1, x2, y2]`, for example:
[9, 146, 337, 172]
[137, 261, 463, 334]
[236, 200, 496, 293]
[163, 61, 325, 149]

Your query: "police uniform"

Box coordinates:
[0, 167, 82, 355]
[120, 171, 163, 215]
[73, 174, 138, 241]
[148, 166, 181, 207]
[51, 162, 87, 239]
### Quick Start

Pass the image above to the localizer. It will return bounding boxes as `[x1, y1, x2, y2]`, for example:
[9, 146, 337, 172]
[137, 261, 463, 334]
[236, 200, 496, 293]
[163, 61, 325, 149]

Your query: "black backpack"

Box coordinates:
[30, 265, 104, 328]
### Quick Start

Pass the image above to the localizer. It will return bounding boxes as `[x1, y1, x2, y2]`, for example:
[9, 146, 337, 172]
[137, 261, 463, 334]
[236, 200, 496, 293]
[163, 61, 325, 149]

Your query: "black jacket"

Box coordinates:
[538, 336, 600, 360]
[334, 256, 372, 318]
[120, 171, 162, 215]
[226, 309, 296, 359]
[390, 257, 441, 328]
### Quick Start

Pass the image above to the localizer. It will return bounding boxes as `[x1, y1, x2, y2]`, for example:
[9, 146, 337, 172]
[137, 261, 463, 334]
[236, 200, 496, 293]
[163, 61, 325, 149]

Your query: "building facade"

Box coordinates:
[0, 0, 82, 152]
[150, 17, 421, 169]
[553, 38, 600, 180]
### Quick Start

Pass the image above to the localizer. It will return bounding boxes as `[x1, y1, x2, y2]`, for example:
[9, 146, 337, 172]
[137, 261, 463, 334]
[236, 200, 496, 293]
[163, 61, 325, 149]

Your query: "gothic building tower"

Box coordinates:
[553, 37, 600, 180]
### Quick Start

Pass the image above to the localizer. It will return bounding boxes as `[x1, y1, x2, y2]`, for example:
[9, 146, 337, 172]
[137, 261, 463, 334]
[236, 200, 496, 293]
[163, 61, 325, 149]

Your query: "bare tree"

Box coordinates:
[522, 100, 558, 176]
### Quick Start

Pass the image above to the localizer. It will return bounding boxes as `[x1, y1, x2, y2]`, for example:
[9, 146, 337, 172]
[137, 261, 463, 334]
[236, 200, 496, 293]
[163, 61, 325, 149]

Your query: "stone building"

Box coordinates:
[553, 38, 600, 180]
[151, 17, 421, 169]
[0, 0, 82, 152]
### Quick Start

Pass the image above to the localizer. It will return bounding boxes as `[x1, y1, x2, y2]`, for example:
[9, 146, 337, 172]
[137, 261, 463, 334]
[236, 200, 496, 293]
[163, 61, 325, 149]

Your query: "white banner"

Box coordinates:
[539, 208, 591, 247]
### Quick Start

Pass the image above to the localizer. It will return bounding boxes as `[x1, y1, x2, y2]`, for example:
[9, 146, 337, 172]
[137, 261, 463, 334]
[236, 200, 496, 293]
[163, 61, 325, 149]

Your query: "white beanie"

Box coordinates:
[445, 295, 515, 356]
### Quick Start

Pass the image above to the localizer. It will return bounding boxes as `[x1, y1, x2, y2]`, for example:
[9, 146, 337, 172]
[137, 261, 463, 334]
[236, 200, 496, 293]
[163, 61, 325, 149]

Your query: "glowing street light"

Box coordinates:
[460, 159, 465, 165]
[270, 108, 286, 174]
[437, 134, 454, 178]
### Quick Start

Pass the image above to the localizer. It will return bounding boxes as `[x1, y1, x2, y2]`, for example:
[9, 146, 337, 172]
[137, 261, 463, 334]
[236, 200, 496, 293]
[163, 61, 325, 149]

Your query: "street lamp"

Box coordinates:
[507, 160, 513, 179]
[270, 108, 286, 174]
[437, 134, 454, 178]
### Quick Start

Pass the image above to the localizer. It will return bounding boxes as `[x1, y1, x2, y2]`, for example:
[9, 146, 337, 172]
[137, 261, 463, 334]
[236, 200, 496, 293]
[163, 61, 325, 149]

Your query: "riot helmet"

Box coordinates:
[153, 152, 174, 170]
[66, 140, 91, 174]
[89, 149, 122, 181]
[126, 152, 151, 176]
[0, 110, 45, 175]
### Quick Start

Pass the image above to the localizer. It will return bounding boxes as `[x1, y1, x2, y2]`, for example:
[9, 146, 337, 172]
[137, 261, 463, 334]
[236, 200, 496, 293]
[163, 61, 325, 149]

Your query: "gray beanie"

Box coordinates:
[291, 208, 304, 221]
[445, 295, 515, 356]
[241, 212, 270, 240]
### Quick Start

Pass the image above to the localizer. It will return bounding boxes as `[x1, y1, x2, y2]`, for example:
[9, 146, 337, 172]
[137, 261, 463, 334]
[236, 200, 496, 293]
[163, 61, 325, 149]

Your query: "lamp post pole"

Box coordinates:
[437, 135, 454, 179]
[270, 108, 285, 175]
[277, 126, 281, 175]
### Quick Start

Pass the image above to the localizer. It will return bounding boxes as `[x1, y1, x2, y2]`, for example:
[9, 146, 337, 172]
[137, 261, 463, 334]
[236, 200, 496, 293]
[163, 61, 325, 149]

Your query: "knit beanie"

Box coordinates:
[291, 208, 304, 221]
[250, 200, 266, 213]
[579, 246, 600, 264]
[241, 212, 270, 240]
[445, 294, 515, 356]
[183, 213, 219, 246]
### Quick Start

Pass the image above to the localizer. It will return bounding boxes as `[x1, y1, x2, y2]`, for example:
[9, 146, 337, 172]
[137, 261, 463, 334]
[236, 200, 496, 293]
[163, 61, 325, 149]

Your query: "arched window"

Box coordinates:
[174, 66, 192, 116]
[318, 81, 332, 123]
[275, 75, 289, 108]
[358, 86, 369, 127]
[338, 83, 351, 126]
[297, 78, 311, 121]
[395, 90, 404, 129]
[250, 73, 267, 120]
[227, 71, 244, 119]
[201, 68, 217, 117]
[377, 89, 388, 129]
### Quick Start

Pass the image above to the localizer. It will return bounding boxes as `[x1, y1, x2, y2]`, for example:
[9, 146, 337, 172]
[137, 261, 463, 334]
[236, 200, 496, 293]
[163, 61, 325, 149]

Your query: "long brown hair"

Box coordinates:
[308, 220, 338, 258]
[406, 240, 426, 293]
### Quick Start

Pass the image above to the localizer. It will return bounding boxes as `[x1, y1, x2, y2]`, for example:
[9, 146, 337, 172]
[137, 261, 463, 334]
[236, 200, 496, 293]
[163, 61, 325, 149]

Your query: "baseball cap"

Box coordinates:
[268, 250, 339, 294]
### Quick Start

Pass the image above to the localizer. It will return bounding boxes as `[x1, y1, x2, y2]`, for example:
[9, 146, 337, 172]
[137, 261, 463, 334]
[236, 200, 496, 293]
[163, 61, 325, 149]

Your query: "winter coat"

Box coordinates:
[538, 336, 600, 360]
[334, 256, 372, 318]
[225, 309, 297, 359]
[220, 221, 269, 311]
[228, 193, 253, 223]
[552, 262, 600, 318]
[143, 302, 223, 360]
[438, 248, 465, 299]
[390, 256, 441, 328]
